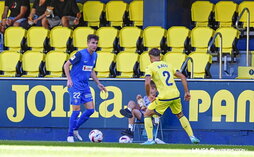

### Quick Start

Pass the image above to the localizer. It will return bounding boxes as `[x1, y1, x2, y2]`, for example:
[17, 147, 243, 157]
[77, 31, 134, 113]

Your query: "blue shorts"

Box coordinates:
[68, 86, 93, 105]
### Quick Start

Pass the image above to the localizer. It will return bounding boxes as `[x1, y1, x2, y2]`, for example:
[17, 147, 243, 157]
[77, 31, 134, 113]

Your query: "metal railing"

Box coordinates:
[208, 32, 223, 79]
[236, 8, 250, 67]
[181, 57, 194, 78]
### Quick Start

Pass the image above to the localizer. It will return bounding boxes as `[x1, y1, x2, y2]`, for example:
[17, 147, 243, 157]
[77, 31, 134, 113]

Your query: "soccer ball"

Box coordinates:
[89, 129, 103, 143]
[119, 135, 131, 143]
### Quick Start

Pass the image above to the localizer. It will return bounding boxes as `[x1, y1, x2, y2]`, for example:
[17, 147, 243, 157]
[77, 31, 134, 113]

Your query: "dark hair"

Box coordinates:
[150, 80, 156, 88]
[87, 34, 99, 42]
[149, 48, 161, 57]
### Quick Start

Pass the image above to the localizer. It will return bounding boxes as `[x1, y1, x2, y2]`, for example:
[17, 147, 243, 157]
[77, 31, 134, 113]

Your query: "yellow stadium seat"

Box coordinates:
[44, 51, 69, 77]
[162, 52, 187, 72]
[105, 1, 128, 27]
[94, 51, 116, 78]
[49, 26, 72, 52]
[129, 0, 143, 27]
[0, 51, 21, 77]
[142, 26, 166, 50]
[83, 1, 105, 27]
[26, 27, 49, 52]
[214, 1, 237, 28]
[115, 52, 139, 78]
[72, 27, 95, 51]
[166, 26, 190, 53]
[138, 51, 152, 77]
[190, 27, 214, 53]
[238, 1, 254, 28]
[96, 27, 118, 53]
[21, 51, 44, 77]
[119, 26, 142, 52]
[187, 53, 212, 78]
[215, 27, 239, 55]
[3, 27, 26, 53]
[191, 1, 214, 27]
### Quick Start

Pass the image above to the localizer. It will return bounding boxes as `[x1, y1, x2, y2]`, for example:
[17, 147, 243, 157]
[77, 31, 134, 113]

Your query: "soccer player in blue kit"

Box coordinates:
[64, 34, 107, 142]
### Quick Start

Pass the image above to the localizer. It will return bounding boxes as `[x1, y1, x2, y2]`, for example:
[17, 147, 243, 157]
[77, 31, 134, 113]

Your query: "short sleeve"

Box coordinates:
[69, 51, 81, 65]
[145, 65, 152, 77]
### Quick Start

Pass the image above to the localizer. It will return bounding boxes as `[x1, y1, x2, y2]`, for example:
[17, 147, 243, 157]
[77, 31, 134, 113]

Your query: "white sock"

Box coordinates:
[128, 124, 134, 131]
[127, 107, 132, 111]
[148, 138, 153, 141]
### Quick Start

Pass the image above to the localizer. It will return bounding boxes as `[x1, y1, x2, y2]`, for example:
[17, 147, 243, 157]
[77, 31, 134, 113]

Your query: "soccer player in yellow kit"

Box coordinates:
[142, 48, 200, 145]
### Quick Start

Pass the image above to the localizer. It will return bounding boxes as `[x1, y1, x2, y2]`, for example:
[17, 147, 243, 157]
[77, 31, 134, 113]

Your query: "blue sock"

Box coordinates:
[68, 111, 80, 136]
[74, 109, 94, 130]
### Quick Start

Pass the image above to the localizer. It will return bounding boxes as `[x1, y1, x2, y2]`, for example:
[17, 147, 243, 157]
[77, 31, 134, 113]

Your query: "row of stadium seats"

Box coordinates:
[0, 0, 143, 28]
[81, 0, 143, 28]
[0, 26, 240, 57]
[0, 25, 240, 79]
[191, 1, 254, 28]
[0, 46, 212, 79]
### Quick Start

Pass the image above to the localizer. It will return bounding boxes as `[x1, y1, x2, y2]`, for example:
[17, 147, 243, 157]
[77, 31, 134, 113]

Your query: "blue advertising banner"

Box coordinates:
[1, 78, 254, 130]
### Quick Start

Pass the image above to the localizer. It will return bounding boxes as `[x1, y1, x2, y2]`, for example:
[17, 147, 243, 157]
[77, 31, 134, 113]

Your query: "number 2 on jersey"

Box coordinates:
[162, 71, 173, 86]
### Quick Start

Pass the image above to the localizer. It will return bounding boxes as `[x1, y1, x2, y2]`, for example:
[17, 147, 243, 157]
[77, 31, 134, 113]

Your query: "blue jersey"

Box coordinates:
[69, 49, 97, 90]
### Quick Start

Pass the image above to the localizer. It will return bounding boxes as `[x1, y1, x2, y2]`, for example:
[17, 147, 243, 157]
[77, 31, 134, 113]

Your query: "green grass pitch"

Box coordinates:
[0, 140, 253, 157]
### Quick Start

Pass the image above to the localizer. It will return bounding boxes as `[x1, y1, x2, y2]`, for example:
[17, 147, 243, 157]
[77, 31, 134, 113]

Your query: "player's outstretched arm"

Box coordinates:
[175, 71, 191, 101]
[91, 70, 107, 92]
[64, 60, 73, 87]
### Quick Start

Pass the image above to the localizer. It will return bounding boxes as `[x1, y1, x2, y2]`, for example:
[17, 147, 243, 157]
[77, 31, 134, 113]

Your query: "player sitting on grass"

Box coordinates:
[120, 81, 165, 144]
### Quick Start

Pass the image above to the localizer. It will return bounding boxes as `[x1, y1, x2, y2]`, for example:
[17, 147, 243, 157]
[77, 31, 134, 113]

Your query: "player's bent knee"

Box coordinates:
[128, 100, 136, 108]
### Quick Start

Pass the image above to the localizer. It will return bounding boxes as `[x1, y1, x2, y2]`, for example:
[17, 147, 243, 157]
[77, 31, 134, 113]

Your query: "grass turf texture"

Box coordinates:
[0, 140, 253, 157]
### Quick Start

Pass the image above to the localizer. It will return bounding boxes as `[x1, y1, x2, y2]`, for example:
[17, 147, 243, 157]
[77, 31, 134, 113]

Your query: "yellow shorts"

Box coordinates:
[147, 97, 182, 115]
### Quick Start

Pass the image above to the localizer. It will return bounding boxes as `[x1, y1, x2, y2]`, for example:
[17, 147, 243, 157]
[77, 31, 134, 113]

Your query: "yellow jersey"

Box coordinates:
[145, 61, 180, 100]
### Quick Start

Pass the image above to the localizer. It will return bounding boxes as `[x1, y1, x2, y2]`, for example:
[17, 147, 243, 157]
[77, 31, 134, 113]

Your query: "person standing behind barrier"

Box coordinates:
[27, 0, 50, 28]
[64, 34, 107, 143]
[44, 0, 81, 28]
[0, 0, 30, 33]
[142, 48, 200, 145]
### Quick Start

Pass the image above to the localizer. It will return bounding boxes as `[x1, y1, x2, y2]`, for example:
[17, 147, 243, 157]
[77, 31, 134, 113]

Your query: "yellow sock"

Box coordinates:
[179, 116, 194, 137]
[144, 117, 153, 140]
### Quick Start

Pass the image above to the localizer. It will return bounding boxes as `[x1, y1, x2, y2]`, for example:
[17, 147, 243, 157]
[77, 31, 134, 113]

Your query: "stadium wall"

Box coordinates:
[0, 78, 254, 145]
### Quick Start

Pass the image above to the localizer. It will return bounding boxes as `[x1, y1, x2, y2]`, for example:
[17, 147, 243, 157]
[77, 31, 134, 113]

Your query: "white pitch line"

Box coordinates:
[0, 145, 253, 157]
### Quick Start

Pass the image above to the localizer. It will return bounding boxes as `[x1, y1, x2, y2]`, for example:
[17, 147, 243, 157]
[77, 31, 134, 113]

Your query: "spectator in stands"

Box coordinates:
[44, 0, 81, 28]
[27, 0, 50, 28]
[0, 0, 30, 33]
